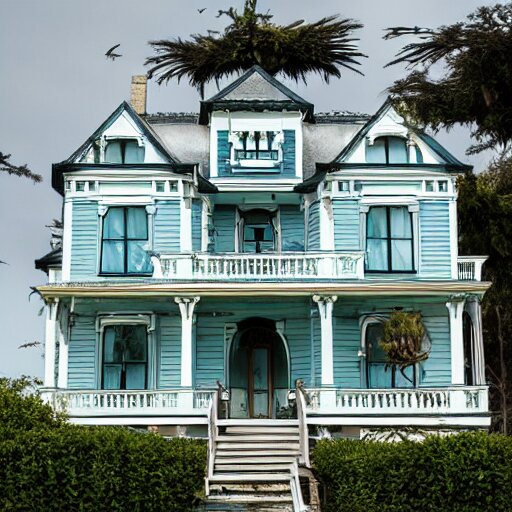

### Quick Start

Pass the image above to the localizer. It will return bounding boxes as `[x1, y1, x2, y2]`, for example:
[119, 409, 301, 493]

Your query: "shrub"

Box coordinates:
[0, 379, 207, 511]
[312, 432, 512, 512]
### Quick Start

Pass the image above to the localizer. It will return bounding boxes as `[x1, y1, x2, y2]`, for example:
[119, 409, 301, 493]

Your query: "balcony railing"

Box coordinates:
[43, 389, 214, 417]
[457, 256, 487, 281]
[305, 386, 488, 416]
[152, 251, 365, 281]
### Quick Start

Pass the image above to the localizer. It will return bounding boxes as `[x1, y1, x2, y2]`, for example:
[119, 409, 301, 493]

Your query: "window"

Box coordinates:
[366, 206, 414, 272]
[233, 131, 280, 161]
[105, 140, 144, 164]
[425, 180, 435, 192]
[100, 207, 152, 275]
[76, 181, 86, 192]
[365, 321, 416, 388]
[102, 324, 147, 389]
[367, 136, 408, 164]
[155, 181, 165, 193]
[241, 209, 276, 253]
[438, 180, 448, 192]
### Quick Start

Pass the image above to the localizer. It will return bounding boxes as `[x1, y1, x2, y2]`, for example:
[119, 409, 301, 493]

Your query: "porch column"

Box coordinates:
[175, 297, 200, 388]
[313, 295, 338, 386]
[57, 305, 71, 389]
[465, 297, 486, 385]
[446, 296, 466, 385]
[43, 299, 59, 388]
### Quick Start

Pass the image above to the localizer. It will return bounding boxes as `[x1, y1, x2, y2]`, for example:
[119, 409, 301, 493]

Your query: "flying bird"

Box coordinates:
[198, 8, 206, 13]
[105, 44, 122, 60]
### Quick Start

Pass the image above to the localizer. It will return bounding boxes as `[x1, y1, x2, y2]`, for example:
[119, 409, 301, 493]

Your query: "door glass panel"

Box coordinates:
[103, 365, 122, 389]
[252, 348, 269, 417]
[125, 364, 146, 389]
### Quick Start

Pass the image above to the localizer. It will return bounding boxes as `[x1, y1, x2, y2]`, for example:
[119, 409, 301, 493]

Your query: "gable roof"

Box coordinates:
[62, 101, 178, 166]
[199, 65, 314, 124]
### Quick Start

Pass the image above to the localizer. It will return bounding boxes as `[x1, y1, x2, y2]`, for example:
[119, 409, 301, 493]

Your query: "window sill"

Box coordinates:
[98, 273, 153, 277]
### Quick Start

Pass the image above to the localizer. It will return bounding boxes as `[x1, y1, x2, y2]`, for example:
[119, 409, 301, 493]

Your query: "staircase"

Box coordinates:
[204, 419, 305, 511]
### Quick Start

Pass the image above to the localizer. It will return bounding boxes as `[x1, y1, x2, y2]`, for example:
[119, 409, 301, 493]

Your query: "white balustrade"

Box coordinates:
[155, 252, 365, 280]
[305, 386, 488, 415]
[457, 256, 487, 281]
[48, 389, 214, 417]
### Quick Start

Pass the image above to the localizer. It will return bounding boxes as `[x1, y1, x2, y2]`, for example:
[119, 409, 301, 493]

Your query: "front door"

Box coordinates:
[248, 344, 272, 418]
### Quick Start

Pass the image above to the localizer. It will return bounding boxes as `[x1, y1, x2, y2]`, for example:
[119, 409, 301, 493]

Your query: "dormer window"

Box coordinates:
[233, 131, 279, 161]
[367, 136, 408, 164]
[105, 139, 145, 164]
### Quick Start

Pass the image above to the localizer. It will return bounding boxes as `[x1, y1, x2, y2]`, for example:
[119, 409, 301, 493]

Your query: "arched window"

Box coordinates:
[105, 139, 145, 164]
[463, 312, 475, 386]
[366, 136, 408, 164]
[364, 319, 416, 388]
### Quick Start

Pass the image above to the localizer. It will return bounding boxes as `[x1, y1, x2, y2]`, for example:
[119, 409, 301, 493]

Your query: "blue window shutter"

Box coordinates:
[192, 199, 202, 251]
[217, 131, 231, 176]
[282, 130, 296, 176]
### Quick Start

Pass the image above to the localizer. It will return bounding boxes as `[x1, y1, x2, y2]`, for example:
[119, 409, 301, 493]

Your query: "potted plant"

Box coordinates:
[379, 311, 430, 370]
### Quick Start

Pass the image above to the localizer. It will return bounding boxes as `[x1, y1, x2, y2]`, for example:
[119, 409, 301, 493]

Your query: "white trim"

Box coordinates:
[68, 416, 209, 426]
[306, 416, 491, 428]
[62, 200, 72, 281]
[179, 181, 192, 252]
[449, 199, 459, 279]
[312, 295, 338, 386]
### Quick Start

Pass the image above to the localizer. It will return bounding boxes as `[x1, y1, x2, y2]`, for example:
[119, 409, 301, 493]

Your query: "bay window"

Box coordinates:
[105, 139, 144, 164]
[100, 206, 152, 275]
[366, 206, 414, 273]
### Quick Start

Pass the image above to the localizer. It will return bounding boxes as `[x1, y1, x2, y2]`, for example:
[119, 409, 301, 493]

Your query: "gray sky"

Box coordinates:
[0, 0, 497, 379]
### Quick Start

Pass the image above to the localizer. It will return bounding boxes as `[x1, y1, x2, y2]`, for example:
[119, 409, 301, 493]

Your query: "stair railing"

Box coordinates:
[295, 379, 311, 468]
[205, 387, 219, 496]
[290, 460, 309, 512]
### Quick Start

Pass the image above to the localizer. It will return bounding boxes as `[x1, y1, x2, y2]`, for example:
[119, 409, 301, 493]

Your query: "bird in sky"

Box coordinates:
[198, 8, 206, 13]
[105, 44, 122, 60]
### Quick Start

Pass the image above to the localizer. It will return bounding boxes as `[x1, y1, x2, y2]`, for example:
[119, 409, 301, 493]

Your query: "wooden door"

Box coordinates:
[248, 343, 272, 418]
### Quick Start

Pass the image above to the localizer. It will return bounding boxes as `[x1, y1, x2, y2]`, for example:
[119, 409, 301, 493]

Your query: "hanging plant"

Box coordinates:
[379, 311, 430, 370]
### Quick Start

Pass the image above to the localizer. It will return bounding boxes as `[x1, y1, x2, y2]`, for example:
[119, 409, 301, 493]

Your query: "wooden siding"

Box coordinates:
[154, 200, 181, 253]
[306, 201, 320, 250]
[332, 199, 361, 251]
[333, 316, 361, 388]
[192, 199, 202, 252]
[70, 201, 98, 280]
[158, 315, 182, 388]
[419, 201, 452, 278]
[213, 205, 236, 253]
[217, 130, 231, 177]
[68, 315, 97, 389]
[282, 130, 295, 177]
[280, 205, 305, 251]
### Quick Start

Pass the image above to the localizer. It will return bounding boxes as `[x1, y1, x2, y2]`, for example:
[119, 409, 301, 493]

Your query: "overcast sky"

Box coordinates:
[0, 0, 497, 379]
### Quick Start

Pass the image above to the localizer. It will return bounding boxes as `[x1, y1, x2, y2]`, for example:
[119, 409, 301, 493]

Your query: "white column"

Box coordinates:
[313, 295, 338, 386]
[446, 297, 466, 385]
[175, 297, 200, 388]
[57, 305, 69, 389]
[44, 299, 59, 388]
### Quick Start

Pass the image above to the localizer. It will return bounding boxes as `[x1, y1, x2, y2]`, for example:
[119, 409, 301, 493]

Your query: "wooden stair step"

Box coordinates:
[208, 483, 291, 493]
[207, 494, 293, 504]
[215, 456, 297, 464]
[214, 463, 293, 472]
[223, 427, 299, 434]
[216, 442, 300, 451]
[217, 434, 299, 442]
[216, 449, 300, 457]
[209, 473, 291, 483]
[217, 419, 298, 427]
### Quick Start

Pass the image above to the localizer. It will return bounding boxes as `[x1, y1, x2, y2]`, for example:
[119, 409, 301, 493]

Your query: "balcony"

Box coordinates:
[305, 386, 489, 426]
[43, 389, 214, 419]
[152, 252, 365, 281]
[457, 256, 487, 281]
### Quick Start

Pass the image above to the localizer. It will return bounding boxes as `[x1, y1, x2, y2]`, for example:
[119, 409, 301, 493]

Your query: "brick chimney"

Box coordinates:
[130, 75, 147, 115]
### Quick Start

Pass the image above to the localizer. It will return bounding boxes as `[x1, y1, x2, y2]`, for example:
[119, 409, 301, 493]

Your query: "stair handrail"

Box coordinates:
[290, 460, 309, 512]
[295, 379, 311, 468]
[206, 387, 218, 493]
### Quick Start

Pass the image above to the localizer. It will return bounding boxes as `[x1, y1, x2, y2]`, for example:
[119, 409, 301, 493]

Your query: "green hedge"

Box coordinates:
[313, 432, 512, 512]
[0, 426, 206, 511]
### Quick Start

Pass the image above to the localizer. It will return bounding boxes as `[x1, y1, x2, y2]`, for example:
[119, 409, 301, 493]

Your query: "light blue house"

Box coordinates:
[35, 67, 490, 439]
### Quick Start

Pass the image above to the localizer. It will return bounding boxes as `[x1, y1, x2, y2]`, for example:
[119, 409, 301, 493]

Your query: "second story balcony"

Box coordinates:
[151, 251, 366, 281]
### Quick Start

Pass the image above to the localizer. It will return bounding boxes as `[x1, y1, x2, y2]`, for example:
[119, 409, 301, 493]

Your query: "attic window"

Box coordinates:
[367, 136, 408, 164]
[105, 140, 145, 164]
[232, 131, 280, 161]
